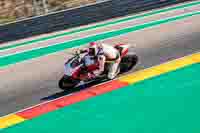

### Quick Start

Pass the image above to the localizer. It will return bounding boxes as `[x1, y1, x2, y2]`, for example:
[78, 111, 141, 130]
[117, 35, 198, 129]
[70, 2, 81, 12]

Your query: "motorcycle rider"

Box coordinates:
[81, 41, 121, 80]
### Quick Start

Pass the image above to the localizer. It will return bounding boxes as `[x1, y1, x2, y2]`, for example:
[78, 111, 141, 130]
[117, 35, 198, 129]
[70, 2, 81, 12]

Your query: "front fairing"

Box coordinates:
[64, 62, 73, 76]
[64, 62, 83, 76]
[64, 55, 84, 76]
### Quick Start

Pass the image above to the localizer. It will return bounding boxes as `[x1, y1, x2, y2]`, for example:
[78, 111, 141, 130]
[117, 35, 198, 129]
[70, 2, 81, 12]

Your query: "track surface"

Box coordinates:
[0, 2, 200, 117]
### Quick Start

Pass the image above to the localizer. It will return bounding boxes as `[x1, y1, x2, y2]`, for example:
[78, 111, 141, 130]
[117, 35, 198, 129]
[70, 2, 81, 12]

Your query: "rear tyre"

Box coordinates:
[120, 54, 138, 73]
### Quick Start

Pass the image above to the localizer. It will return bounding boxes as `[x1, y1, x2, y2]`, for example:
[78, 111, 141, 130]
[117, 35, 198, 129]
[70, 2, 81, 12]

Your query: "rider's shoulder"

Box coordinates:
[100, 43, 109, 47]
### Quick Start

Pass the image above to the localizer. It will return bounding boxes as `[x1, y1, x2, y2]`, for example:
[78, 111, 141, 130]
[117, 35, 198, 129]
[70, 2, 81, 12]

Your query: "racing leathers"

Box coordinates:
[83, 52, 105, 79]
[83, 43, 121, 80]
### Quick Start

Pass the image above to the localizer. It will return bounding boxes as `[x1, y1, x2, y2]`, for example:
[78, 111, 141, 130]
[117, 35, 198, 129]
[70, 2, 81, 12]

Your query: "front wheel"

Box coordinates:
[120, 54, 138, 73]
[58, 76, 78, 90]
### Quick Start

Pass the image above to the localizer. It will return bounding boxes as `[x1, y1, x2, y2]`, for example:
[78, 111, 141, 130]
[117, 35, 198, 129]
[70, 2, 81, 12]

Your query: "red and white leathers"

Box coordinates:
[100, 43, 121, 79]
[83, 53, 105, 79]
[83, 42, 121, 80]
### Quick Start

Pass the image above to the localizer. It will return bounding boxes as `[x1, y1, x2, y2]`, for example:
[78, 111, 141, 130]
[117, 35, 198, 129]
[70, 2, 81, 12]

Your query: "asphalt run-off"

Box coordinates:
[1, 0, 200, 51]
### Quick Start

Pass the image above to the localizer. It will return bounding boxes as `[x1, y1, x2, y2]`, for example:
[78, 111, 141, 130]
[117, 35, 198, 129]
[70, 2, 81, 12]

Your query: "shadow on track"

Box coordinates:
[40, 79, 108, 101]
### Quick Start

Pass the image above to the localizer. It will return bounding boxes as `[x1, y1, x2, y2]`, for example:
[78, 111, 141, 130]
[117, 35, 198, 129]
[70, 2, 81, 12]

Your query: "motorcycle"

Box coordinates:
[58, 43, 138, 90]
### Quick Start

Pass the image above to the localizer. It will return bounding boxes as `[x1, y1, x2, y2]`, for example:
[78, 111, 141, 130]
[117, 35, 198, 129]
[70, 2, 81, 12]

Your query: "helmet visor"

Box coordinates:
[88, 48, 95, 56]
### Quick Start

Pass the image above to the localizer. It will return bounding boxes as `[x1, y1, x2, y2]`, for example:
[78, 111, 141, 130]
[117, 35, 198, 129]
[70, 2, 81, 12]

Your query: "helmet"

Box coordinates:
[88, 42, 98, 56]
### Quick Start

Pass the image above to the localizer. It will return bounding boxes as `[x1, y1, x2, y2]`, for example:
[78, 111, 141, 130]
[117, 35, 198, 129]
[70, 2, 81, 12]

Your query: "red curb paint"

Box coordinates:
[88, 80, 129, 95]
[50, 90, 94, 109]
[54, 80, 128, 108]
[16, 101, 59, 119]
[17, 80, 128, 119]
[17, 90, 93, 119]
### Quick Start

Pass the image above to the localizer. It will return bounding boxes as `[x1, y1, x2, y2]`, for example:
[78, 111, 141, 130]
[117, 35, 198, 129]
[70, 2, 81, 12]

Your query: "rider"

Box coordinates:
[81, 41, 121, 80]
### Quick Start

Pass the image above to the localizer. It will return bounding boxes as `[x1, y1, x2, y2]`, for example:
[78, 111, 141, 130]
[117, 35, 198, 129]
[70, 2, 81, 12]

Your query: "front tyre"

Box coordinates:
[58, 76, 78, 90]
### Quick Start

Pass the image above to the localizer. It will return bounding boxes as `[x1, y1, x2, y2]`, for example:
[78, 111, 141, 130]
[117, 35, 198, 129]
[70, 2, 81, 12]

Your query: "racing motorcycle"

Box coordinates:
[58, 44, 138, 90]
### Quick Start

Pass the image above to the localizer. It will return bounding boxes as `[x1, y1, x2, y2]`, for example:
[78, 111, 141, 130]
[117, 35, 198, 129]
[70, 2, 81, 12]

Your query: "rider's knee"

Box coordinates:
[107, 71, 116, 80]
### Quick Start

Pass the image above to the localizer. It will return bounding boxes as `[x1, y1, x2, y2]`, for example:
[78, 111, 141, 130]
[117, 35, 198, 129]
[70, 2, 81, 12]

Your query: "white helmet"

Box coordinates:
[88, 42, 99, 56]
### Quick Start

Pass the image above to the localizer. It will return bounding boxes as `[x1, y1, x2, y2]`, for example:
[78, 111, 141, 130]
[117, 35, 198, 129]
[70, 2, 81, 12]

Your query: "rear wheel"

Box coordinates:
[120, 54, 138, 73]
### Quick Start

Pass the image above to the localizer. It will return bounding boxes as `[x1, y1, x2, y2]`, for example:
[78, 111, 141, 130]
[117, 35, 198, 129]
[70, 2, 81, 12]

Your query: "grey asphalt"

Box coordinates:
[0, 5, 200, 117]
